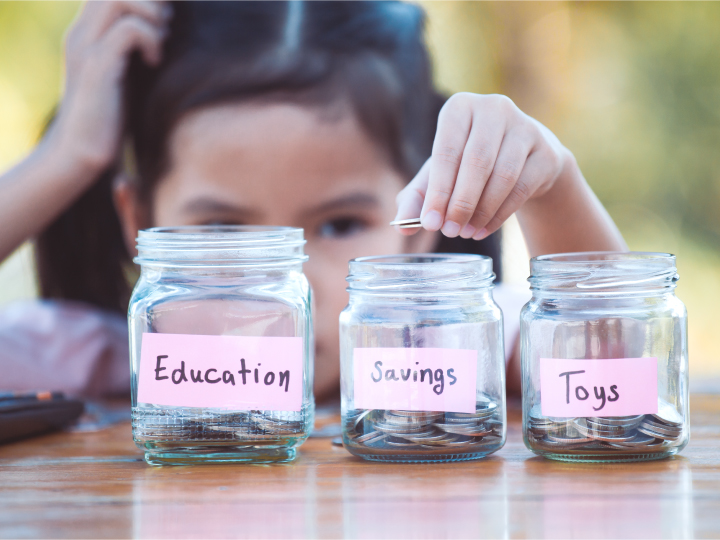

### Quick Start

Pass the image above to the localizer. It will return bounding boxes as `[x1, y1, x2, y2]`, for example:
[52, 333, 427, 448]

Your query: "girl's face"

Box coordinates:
[117, 102, 436, 401]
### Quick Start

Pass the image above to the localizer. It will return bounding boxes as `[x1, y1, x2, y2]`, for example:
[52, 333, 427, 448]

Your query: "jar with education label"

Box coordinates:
[128, 226, 313, 465]
[339, 254, 506, 463]
[521, 252, 689, 462]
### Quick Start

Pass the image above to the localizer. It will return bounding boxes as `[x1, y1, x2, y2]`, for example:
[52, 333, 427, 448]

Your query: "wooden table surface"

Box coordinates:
[1, 395, 719, 539]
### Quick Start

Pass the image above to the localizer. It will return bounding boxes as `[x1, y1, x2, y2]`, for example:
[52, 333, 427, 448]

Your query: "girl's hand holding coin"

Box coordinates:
[394, 92, 570, 241]
[393, 92, 626, 257]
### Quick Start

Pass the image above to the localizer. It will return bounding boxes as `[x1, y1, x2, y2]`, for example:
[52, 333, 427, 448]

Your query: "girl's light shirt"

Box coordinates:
[0, 300, 130, 398]
[0, 284, 530, 398]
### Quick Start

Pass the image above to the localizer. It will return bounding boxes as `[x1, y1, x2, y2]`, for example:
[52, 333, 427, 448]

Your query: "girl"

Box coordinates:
[0, 1, 625, 400]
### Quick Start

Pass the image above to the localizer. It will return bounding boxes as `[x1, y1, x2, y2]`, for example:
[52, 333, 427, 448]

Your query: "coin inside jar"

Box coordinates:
[525, 398, 684, 455]
[344, 393, 503, 455]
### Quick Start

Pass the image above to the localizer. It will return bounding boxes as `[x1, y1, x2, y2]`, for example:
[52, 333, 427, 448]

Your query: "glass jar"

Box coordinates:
[521, 252, 689, 462]
[128, 226, 313, 465]
[339, 254, 506, 463]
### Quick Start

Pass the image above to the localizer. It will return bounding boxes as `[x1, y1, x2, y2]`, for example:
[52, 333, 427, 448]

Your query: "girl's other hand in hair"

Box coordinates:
[0, 1, 173, 263]
[47, 1, 171, 179]
[394, 92, 569, 241]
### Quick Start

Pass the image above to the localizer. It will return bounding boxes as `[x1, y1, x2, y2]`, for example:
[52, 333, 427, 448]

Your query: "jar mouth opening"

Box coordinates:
[138, 225, 303, 241]
[533, 251, 674, 264]
[134, 225, 307, 267]
[529, 251, 678, 294]
[352, 253, 487, 266]
[347, 253, 495, 293]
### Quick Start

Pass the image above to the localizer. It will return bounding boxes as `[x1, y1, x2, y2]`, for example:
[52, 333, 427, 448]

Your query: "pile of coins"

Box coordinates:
[133, 407, 307, 446]
[526, 399, 684, 454]
[344, 394, 503, 454]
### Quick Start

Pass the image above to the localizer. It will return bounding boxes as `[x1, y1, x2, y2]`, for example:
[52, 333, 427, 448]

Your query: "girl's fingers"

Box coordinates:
[66, 1, 169, 86]
[397, 93, 559, 242]
[77, 1, 169, 44]
[101, 14, 166, 67]
[472, 150, 547, 240]
[393, 159, 430, 236]
[443, 113, 507, 237]
[420, 94, 473, 232]
[464, 128, 533, 238]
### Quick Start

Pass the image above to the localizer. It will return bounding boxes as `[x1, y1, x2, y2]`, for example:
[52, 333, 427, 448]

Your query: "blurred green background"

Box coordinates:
[0, 2, 719, 385]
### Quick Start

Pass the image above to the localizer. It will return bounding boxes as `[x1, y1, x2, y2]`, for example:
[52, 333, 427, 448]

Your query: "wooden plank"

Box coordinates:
[0, 395, 718, 538]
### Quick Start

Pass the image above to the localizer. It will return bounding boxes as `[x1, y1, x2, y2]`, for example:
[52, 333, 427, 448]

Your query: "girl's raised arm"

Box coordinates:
[0, 1, 169, 262]
[394, 92, 627, 257]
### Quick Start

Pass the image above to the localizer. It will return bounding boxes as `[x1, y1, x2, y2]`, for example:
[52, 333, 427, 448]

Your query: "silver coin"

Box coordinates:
[389, 218, 422, 228]
[635, 426, 675, 441]
[528, 422, 551, 429]
[443, 416, 490, 425]
[385, 428, 437, 440]
[440, 427, 493, 437]
[388, 409, 443, 418]
[532, 436, 583, 448]
[383, 417, 438, 425]
[434, 419, 482, 428]
[583, 419, 635, 435]
[583, 417, 631, 429]
[415, 436, 461, 446]
[573, 418, 623, 434]
[572, 422, 637, 442]
[639, 420, 682, 437]
[636, 425, 681, 441]
[545, 432, 594, 444]
[351, 409, 373, 429]
[385, 440, 422, 447]
[355, 430, 386, 444]
[347, 400, 503, 453]
[450, 404, 498, 417]
[527, 405, 684, 453]
[653, 399, 683, 426]
[607, 433, 662, 448]
[443, 436, 481, 447]
[234, 433, 286, 441]
[404, 432, 454, 443]
[376, 417, 426, 428]
[529, 427, 553, 435]
[373, 424, 426, 435]
[528, 404, 571, 423]
[586, 415, 644, 427]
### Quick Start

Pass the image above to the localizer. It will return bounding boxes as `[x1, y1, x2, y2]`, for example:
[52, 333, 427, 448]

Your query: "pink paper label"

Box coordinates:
[138, 333, 303, 411]
[353, 348, 478, 413]
[540, 357, 658, 417]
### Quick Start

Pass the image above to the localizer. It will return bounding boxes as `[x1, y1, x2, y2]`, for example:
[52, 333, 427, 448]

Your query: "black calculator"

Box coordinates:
[0, 392, 84, 444]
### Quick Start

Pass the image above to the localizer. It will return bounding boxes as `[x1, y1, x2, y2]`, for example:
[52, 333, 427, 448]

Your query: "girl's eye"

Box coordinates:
[317, 217, 367, 239]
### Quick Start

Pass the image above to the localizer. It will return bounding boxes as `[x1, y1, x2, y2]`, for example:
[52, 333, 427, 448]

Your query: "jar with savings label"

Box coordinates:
[128, 226, 313, 465]
[521, 252, 689, 462]
[339, 254, 506, 463]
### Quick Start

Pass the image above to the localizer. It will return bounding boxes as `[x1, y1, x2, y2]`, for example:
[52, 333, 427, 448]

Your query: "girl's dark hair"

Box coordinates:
[36, 1, 501, 314]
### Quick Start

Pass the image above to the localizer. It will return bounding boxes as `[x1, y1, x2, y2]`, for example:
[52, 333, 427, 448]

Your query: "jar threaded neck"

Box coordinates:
[528, 251, 678, 295]
[346, 253, 495, 295]
[134, 226, 307, 268]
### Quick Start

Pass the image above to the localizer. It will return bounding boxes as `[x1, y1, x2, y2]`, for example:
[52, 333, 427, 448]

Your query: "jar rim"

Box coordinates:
[347, 253, 496, 293]
[138, 225, 303, 240]
[532, 251, 674, 265]
[351, 253, 491, 266]
[134, 225, 307, 267]
[529, 251, 678, 294]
